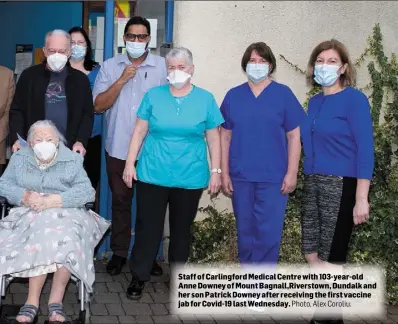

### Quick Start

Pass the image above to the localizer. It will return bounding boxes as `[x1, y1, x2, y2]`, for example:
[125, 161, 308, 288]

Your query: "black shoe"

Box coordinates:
[106, 255, 126, 276]
[150, 261, 163, 276]
[126, 276, 145, 300]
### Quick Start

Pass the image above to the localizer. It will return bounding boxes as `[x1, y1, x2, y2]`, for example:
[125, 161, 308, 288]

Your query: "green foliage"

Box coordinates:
[189, 203, 238, 264]
[189, 24, 397, 304]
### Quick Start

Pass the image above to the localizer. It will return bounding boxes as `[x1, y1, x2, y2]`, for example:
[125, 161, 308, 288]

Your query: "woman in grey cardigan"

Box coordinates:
[0, 120, 110, 323]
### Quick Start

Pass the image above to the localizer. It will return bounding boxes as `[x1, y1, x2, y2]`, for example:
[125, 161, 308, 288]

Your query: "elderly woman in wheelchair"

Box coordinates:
[0, 120, 110, 323]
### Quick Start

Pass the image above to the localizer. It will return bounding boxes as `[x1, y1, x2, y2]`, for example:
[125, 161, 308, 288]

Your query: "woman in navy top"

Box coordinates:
[301, 40, 374, 275]
[302, 40, 374, 324]
[68, 27, 102, 200]
[220, 42, 305, 264]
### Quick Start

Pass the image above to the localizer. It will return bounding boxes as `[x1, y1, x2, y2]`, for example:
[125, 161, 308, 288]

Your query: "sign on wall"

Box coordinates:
[14, 44, 33, 81]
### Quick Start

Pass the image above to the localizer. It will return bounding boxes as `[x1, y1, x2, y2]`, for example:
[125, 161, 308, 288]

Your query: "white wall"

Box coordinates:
[173, 1, 398, 216]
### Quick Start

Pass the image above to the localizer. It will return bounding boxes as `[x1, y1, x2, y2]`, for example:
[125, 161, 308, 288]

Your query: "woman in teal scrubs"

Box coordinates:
[122, 47, 224, 299]
[220, 42, 305, 264]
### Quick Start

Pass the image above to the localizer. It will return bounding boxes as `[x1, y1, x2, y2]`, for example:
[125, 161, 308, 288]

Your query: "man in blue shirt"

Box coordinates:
[93, 17, 167, 276]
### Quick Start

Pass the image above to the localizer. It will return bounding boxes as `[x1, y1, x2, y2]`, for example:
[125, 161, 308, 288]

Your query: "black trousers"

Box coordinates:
[83, 135, 102, 190]
[130, 181, 203, 282]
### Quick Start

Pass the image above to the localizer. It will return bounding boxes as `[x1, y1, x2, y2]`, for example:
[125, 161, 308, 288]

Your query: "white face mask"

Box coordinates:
[33, 141, 57, 161]
[47, 53, 68, 72]
[167, 70, 192, 89]
[125, 41, 147, 59]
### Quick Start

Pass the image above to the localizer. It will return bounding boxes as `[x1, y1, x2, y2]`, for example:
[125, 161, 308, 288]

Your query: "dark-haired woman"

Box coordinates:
[301, 39, 374, 266]
[68, 27, 102, 201]
[220, 42, 305, 264]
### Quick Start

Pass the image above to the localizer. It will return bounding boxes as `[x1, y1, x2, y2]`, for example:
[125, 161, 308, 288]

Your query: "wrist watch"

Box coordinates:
[211, 168, 222, 174]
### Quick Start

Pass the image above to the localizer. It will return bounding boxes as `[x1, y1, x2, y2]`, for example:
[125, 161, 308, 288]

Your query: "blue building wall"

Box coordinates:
[0, 1, 83, 69]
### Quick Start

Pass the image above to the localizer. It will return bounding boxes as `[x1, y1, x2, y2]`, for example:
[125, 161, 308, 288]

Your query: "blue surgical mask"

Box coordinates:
[246, 63, 269, 83]
[125, 41, 147, 59]
[314, 64, 341, 86]
[70, 45, 86, 61]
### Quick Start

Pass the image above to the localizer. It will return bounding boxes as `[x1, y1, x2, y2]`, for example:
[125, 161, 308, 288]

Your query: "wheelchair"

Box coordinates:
[0, 196, 94, 324]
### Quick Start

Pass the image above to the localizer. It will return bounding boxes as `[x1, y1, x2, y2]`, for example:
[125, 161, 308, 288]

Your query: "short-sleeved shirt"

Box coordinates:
[88, 66, 101, 138]
[136, 84, 225, 189]
[92, 52, 168, 160]
[45, 68, 68, 137]
[220, 81, 305, 183]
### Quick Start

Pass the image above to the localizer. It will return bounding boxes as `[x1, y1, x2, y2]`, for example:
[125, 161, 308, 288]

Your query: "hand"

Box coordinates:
[72, 142, 86, 156]
[281, 172, 297, 195]
[221, 174, 233, 196]
[119, 65, 137, 84]
[122, 162, 137, 188]
[22, 191, 41, 207]
[26, 192, 47, 212]
[208, 173, 221, 195]
[353, 198, 370, 225]
[12, 140, 21, 153]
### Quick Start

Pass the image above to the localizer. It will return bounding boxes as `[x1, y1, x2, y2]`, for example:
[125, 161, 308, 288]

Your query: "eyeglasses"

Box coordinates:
[125, 33, 149, 42]
[46, 48, 68, 55]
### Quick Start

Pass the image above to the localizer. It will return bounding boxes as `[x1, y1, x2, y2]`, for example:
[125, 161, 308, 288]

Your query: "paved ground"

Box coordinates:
[1, 260, 397, 323]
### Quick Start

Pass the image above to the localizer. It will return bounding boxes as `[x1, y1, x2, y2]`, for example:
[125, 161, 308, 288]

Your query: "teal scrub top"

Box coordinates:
[136, 84, 225, 189]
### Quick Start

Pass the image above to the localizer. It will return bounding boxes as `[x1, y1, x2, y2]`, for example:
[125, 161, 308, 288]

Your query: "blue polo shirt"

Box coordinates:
[301, 87, 374, 180]
[88, 66, 101, 137]
[220, 81, 305, 183]
[136, 84, 225, 189]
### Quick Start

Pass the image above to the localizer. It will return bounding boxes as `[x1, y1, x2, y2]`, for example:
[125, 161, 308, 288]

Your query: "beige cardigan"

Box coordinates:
[0, 66, 15, 164]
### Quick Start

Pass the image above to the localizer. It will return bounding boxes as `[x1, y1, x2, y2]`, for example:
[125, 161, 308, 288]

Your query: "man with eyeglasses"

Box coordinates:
[9, 29, 93, 156]
[93, 16, 167, 278]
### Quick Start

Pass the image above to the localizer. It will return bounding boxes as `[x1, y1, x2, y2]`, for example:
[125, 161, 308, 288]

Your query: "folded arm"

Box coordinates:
[93, 65, 126, 113]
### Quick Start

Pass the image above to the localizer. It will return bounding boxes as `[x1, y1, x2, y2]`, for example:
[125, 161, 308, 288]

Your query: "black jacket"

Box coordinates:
[9, 62, 94, 148]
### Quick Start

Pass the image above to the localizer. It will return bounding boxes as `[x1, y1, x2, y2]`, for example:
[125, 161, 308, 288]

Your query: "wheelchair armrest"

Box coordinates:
[85, 202, 94, 210]
[0, 196, 7, 205]
[0, 197, 93, 210]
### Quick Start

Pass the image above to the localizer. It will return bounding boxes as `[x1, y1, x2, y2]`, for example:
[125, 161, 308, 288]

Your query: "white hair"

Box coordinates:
[27, 120, 67, 145]
[166, 47, 193, 66]
[44, 29, 71, 48]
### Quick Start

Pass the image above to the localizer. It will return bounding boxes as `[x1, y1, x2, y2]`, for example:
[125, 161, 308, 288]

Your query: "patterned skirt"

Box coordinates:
[0, 207, 110, 293]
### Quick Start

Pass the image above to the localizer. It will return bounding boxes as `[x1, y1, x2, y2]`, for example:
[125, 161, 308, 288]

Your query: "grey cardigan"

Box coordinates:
[0, 143, 95, 207]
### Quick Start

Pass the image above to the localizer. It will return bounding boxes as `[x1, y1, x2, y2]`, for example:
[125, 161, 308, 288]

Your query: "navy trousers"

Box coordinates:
[231, 180, 288, 264]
